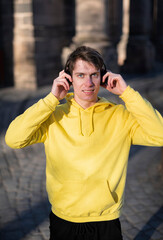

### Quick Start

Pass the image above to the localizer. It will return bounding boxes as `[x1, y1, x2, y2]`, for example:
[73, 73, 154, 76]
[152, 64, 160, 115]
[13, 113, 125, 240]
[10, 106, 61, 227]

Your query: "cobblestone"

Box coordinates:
[0, 74, 163, 239]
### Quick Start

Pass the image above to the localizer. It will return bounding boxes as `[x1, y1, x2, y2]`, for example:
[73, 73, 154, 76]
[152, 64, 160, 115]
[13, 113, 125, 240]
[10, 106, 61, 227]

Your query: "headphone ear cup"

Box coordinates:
[64, 64, 72, 86]
[101, 69, 107, 85]
[100, 69, 104, 84]
[64, 59, 72, 76]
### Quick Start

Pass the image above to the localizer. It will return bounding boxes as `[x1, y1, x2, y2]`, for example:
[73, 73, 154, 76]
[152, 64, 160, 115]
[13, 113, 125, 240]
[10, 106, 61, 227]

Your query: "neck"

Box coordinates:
[74, 96, 98, 109]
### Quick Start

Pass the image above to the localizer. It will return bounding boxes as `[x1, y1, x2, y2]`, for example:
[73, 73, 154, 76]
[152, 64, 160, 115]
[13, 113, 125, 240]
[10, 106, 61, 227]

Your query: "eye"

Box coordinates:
[92, 73, 99, 78]
[77, 73, 84, 78]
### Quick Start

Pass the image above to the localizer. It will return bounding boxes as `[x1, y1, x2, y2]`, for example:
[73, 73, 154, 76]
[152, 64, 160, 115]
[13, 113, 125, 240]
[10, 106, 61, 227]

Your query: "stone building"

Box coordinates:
[0, 0, 163, 89]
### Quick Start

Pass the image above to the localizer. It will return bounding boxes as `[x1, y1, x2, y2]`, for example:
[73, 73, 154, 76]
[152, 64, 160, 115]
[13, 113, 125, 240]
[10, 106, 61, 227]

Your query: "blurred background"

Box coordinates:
[0, 0, 163, 89]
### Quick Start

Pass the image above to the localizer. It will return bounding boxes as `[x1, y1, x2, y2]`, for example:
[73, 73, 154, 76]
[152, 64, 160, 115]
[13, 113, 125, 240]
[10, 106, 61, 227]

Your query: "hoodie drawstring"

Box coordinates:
[77, 107, 95, 137]
[89, 107, 94, 136]
[78, 108, 83, 136]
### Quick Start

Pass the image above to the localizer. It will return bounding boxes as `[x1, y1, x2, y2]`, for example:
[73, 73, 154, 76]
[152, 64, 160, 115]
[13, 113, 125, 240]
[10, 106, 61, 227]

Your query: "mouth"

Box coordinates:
[82, 90, 94, 93]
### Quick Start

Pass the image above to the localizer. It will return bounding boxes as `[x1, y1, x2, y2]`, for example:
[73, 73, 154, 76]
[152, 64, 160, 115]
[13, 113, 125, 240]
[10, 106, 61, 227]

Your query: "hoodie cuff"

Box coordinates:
[119, 85, 135, 102]
[43, 92, 59, 111]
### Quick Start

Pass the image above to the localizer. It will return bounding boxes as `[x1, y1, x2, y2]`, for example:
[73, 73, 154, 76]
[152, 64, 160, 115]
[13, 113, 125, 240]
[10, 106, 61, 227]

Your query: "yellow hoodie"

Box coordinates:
[5, 86, 163, 223]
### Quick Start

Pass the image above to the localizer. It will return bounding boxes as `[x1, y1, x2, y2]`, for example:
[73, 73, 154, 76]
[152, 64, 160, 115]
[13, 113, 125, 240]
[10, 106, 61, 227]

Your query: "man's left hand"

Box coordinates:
[102, 71, 127, 95]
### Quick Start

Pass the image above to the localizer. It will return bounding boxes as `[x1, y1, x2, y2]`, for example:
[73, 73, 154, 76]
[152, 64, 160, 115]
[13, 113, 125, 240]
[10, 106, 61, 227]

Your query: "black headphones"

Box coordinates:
[64, 63, 72, 86]
[100, 64, 108, 85]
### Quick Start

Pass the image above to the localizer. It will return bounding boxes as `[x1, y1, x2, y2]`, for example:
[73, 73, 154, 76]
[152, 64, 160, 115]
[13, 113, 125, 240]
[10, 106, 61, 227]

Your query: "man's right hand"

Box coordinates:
[51, 70, 72, 100]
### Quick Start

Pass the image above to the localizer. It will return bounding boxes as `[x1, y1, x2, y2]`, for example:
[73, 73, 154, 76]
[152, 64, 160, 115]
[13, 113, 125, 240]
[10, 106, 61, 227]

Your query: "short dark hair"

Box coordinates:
[65, 46, 106, 75]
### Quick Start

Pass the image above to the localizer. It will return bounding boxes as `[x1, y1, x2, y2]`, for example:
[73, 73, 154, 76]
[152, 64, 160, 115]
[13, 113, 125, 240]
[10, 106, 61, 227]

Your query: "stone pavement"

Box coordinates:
[0, 73, 163, 240]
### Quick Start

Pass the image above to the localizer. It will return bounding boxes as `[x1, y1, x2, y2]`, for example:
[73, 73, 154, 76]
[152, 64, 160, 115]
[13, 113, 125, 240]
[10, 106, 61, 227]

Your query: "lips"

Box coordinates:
[82, 90, 94, 93]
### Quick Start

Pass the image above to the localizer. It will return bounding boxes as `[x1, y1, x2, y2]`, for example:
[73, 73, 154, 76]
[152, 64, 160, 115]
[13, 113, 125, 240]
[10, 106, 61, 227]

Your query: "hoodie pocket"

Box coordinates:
[52, 179, 116, 218]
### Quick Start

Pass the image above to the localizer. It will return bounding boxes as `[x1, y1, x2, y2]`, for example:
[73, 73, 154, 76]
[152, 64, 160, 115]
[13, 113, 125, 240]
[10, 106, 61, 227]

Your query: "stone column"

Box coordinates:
[153, 0, 163, 60]
[0, 3, 4, 86]
[33, 0, 65, 87]
[62, 0, 118, 72]
[108, 0, 122, 46]
[123, 0, 155, 73]
[13, 0, 36, 89]
[0, 0, 14, 87]
[14, 0, 66, 89]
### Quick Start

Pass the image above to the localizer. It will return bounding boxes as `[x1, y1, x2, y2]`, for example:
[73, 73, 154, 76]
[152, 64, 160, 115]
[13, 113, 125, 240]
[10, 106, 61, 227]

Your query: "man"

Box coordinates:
[5, 46, 163, 240]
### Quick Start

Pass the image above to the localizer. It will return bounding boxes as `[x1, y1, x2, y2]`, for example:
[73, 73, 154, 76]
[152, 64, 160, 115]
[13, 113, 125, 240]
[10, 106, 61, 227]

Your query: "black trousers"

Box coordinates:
[49, 211, 123, 240]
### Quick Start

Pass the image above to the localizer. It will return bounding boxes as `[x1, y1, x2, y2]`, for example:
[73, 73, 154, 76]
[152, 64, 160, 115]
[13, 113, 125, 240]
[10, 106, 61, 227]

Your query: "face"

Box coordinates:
[72, 59, 101, 109]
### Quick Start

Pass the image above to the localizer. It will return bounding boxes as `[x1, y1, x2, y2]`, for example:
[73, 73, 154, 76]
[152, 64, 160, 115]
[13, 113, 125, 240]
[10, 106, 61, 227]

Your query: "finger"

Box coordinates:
[107, 76, 112, 88]
[102, 72, 110, 84]
[110, 79, 117, 89]
[108, 73, 119, 88]
[56, 79, 69, 91]
[60, 70, 72, 84]
[65, 74, 72, 84]
[59, 70, 65, 76]
[102, 70, 113, 84]
[102, 74, 108, 84]
[64, 72, 72, 83]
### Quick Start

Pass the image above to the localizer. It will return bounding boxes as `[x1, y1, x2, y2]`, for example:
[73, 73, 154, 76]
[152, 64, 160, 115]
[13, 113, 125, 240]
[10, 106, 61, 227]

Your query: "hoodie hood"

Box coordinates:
[65, 92, 115, 137]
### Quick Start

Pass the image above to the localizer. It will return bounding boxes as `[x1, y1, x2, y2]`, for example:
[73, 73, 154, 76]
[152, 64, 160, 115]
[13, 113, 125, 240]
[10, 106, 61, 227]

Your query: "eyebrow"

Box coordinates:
[74, 71, 100, 75]
[74, 72, 84, 75]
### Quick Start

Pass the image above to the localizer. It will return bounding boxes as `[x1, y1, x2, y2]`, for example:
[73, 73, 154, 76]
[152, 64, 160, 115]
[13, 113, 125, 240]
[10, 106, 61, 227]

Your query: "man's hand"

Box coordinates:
[51, 70, 72, 100]
[102, 71, 127, 95]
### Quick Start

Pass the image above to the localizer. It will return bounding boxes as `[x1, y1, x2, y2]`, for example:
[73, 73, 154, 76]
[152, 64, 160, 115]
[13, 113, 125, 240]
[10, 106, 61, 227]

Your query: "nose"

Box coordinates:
[85, 75, 94, 86]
